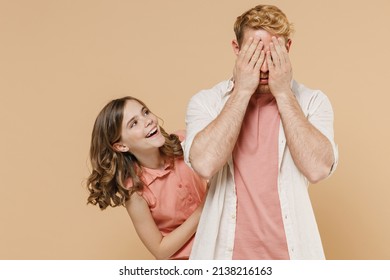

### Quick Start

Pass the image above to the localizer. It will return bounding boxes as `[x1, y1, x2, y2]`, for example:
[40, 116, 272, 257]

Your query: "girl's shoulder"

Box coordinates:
[125, 177, 157, 208]
[172, 129, 186, 142]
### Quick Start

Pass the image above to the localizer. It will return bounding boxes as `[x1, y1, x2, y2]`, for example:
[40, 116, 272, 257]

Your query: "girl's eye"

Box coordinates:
[130, 121, 137, 128]
[144, 109, 150, 116]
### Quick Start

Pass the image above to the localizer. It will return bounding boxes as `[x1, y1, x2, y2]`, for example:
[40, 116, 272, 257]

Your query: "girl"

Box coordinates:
[86, 96, 206, 260]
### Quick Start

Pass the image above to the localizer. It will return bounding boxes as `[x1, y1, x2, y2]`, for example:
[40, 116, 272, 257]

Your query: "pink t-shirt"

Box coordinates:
[127, 156, 206, 260]
[232, 94, 289, 259]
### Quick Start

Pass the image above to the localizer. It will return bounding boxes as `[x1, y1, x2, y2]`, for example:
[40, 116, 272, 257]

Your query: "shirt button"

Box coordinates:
[284, 215, 288, 219]
[231, 214, 236, 219]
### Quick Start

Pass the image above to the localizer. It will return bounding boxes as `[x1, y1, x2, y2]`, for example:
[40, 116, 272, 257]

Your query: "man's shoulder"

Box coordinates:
[292, 80, 334, 114]
[191, 79, 232, 102]
[292, 80, 328, 100]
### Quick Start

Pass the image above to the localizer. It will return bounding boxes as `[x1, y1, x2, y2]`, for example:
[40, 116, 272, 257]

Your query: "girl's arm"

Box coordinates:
[126, 193, 203, 260]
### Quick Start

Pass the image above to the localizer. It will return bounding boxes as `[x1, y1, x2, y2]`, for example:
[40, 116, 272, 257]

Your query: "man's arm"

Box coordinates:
[267, 37, 334, 183]
[189, 37, 265, 179]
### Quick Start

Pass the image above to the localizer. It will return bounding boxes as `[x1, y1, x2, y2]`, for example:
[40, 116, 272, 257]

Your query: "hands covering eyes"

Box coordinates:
[233, 35, 292, 97]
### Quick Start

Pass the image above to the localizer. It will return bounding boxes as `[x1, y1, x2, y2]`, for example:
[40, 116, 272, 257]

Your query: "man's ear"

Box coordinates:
[286, 39, 292, 52]
[113, 142, 129, 153]
[231, 39, 240, 56]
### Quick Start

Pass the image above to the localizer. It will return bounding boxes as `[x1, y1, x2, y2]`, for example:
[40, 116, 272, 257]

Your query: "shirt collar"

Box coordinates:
[223, 78, 295, 97]
[140, 160, 172, 186]
[222, 77, 235, 97]
[124, 160, 173, 189]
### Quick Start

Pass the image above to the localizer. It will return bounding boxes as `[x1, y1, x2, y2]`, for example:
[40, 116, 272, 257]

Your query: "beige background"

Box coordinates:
[1, 0, 389, 259]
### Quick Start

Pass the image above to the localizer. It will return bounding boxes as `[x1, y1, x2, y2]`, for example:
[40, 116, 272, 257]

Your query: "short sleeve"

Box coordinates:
[124, 177, 157, 207]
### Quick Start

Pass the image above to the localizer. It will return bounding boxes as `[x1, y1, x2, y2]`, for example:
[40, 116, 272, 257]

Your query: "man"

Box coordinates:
[183, 4, 338, 259]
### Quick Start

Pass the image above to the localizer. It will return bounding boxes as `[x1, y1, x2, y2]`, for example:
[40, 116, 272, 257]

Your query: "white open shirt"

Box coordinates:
[184, 79, 339, 260]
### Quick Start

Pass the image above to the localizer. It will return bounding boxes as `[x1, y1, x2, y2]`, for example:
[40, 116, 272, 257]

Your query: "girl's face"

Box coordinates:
[113, 99, 165, 155]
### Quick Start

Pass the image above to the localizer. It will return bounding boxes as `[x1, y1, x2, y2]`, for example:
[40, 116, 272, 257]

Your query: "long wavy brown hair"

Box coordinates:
[86, 96, 183, 210]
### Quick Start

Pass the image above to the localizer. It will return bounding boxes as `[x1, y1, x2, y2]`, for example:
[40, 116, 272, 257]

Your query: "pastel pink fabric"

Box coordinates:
[126, 143, 206, 259]
[232, 95, 289, 259]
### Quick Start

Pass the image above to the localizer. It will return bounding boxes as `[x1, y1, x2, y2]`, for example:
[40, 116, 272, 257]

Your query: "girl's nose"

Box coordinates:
[145, 117, 153, 127]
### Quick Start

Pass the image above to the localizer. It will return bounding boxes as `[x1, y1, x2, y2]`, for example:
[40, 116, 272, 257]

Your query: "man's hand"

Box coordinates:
[233, 37, 265, 96]
[189, 37, 265, 180]
[266, 36, 293, 98]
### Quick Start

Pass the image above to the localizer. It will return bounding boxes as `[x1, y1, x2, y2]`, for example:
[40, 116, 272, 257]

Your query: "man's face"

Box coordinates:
[235, 28, 291, 95]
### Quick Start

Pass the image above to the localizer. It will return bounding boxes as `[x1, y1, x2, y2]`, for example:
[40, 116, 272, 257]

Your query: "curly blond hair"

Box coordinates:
[234, 4, 294, 46]
[86, 96, 183, 210]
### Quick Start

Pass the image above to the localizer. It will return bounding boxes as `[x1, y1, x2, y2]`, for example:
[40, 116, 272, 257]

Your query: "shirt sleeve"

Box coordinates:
[183, 91, 219, 169]
[305, 90, 339, 176]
